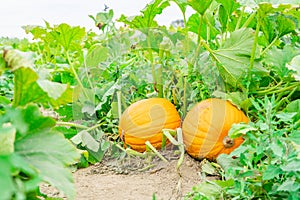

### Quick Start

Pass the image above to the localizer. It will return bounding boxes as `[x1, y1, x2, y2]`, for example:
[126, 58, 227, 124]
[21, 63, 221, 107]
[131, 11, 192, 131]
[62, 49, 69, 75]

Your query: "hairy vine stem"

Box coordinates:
[247, 11, 261, 95]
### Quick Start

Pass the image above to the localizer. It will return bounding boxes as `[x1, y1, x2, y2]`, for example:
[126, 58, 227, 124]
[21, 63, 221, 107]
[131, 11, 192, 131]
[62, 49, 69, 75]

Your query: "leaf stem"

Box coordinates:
[117, 90, 122, 120]
[56, 121, 89, 129]
[242, 11, 256, 29]
[261, 36, 279, 56]
[147, 31, 158, 96]
[235, 7, 245, 30]
[200, 40, 221, 63]
[275, 86, 297, 110]
[254, 81, 283, 94]
[56, 120, 106, 132]
[256, 82, 300, 95]
[191, 14, 204, 67]
[145, 141, 168, 163]
[183, 76, 188, 118]
[66, 51, 89, 99]
[157, 53, 164, 98]
[86, 121, 106, 132]
[247, 12, 261, 94]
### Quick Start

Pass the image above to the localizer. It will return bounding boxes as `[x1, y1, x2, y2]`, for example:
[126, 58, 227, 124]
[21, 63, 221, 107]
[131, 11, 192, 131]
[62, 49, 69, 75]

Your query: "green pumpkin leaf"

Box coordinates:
[172, 0, 188, 14]
[4, 103, 56, 138]
[213, 179, 234, 188]
[13, 67, 73, 108]
[49, 23, 86, 51]
[71, 130, 99, 152]
[216, 0, 239, 15]
[15, 130, 80, 200]
[263, 46, 300, 79]
[19, 104, 56, 135]
[187, 13, 219, 40]
[86, 44, 109, 68]
[118, 0, 170, 30]
[188, 0, 213, 15]
[37, 80, 68, 100]
[23, 25, 48, 40]
[212, 28, 268, 87]
[261, 12, 297, 43]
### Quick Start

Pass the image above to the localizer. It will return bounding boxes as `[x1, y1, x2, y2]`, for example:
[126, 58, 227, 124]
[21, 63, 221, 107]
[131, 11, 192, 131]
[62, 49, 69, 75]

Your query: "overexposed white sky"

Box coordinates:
[0, 0, 191, 38]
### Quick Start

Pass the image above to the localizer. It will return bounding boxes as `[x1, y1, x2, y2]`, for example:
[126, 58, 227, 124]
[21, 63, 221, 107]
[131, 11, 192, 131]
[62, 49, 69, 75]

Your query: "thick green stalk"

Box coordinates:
[254, 81, 283, 94]
[242, 11, 256, 28]
[181, 13, 190, 119]
[176, 128, 184, 171]
[157, 62, 163, 98]
[117, 90, 122, 120]
[83, 60, 95, 91]
[275, 87, 296, 110]
[145, 141, 168, 163]
[200, 40, 221, 63]
[86, 121, 106, 132]
[235, 7, 245, 30]
[256, 82, 300, 95]
[147, 32, 158, 96]
[247, 12, 261, 94]
[66, 51, 89, 99]
[183, 76, 188, 118]
[261, 36, 279, 56]
[56, 121, 89, 129]
[191, 15, 204, 67]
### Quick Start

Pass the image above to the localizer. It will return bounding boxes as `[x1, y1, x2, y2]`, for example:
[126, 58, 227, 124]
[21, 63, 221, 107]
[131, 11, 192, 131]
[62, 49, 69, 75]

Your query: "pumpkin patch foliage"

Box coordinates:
[1, 0, 300, 199]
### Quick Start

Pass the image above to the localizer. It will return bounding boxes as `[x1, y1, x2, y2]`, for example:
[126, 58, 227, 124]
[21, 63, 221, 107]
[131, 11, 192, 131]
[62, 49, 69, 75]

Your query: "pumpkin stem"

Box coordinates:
[223, 136, 234, 148]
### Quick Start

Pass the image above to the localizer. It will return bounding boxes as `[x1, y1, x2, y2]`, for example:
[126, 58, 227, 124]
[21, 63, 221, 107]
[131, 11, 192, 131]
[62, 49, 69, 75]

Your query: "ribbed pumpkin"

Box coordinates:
[182, 98, 249, 160]
[119, 98, 181, 152]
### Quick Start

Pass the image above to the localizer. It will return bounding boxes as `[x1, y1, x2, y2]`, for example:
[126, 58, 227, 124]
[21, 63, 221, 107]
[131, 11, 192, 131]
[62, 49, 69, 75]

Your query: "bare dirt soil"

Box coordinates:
[42, 146, 220, 200]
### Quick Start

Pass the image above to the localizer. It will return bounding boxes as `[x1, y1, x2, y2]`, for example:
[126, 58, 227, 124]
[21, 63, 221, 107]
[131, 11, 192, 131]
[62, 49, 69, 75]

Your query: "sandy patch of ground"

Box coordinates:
[42, 146, 219, 200]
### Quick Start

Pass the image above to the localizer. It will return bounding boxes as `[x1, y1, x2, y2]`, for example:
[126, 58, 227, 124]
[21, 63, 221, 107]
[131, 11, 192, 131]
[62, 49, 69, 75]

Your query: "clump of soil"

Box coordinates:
[41, 145, 220, 200]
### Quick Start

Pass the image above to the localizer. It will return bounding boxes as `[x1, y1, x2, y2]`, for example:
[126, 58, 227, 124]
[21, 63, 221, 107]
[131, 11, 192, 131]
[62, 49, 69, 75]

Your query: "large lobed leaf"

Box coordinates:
[13, 67, 73, 108]
[15, 129, 80, 199]
[118, 0, 170, 30]
[0, 104, 80, 199]
[188, 0, 213, 15]
[2, 49, 74, 108]
[211, 28, 268, 87]
[48, 23, 86, 52]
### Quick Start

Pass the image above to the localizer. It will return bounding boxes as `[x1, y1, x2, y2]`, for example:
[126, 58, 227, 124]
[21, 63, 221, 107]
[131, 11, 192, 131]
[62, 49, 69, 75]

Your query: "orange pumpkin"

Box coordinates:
[182, 98, 249, 160]
[119, 98, 181, 152]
